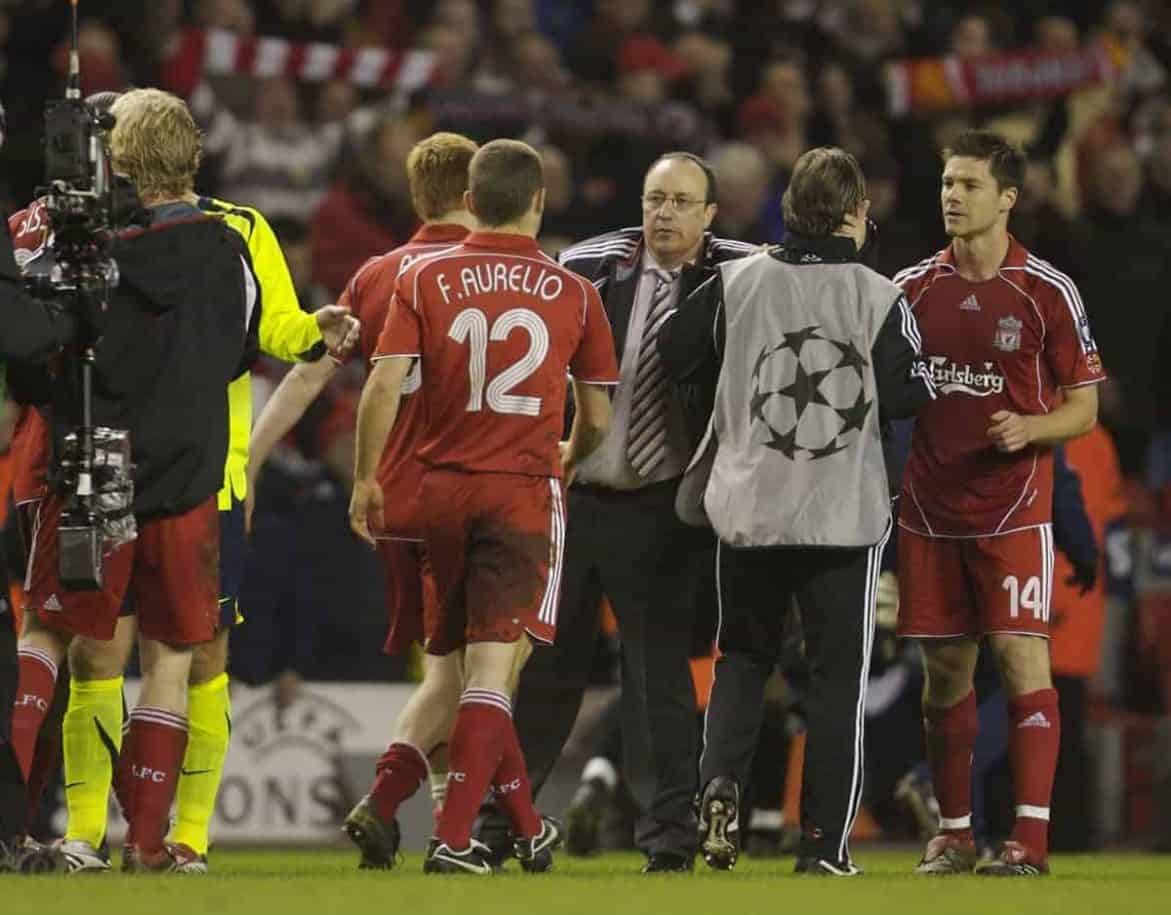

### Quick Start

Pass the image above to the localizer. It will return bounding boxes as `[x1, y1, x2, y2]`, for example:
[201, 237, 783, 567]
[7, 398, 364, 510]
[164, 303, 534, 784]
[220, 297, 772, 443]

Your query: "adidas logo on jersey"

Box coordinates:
[959, 294, 981, 311]
[1018, 712, 1051, 729]
[43, 593, 63, 612]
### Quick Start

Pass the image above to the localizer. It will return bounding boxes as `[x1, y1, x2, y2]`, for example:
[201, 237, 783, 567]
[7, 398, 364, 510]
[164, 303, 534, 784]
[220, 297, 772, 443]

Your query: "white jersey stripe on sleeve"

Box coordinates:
[1024, 257, 1092, 353]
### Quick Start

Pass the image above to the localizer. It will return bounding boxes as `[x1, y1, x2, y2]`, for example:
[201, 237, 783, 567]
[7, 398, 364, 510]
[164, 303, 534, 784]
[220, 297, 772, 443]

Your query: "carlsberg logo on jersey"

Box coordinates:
[928, 357, 1005, 396]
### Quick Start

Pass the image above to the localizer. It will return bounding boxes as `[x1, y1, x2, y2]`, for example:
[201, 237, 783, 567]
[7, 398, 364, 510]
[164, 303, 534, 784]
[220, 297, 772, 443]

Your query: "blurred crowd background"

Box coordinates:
[0, 0, 1169, 848]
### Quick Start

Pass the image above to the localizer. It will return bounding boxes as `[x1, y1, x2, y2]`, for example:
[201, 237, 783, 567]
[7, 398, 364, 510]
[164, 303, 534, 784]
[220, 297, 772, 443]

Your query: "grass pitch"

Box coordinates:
[3, 848, 1169, 915]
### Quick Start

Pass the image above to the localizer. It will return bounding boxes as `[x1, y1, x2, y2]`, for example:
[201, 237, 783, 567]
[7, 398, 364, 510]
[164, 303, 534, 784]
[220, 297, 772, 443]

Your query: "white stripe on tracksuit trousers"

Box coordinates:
[839, 524, 890, 862]
[699, 523, 890, 865]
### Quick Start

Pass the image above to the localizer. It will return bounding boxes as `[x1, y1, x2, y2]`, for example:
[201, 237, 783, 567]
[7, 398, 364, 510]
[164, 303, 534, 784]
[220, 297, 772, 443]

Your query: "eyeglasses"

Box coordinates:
[642, 193, 707, 213]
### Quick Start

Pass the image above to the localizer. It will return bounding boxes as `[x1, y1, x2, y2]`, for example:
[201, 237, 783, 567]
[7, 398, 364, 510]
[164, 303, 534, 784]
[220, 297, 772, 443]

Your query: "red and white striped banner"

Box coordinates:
[161, 28, 437, 98]
[886, 43, 1118, 116]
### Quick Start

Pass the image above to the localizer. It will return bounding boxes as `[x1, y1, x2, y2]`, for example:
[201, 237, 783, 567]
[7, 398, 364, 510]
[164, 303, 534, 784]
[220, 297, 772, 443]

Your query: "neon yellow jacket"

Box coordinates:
[199, 197, 324, 508]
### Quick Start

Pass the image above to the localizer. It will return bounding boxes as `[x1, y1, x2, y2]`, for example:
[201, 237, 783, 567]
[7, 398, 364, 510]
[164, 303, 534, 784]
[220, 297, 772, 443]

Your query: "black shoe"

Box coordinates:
[4, 837, 66, 875]
[342, 796, 401, 870]
[642, 851, 694, 873]
[423, 839, 495, 875]
[564, 778, 610, 857]
[697, 776, 740, 871]
[794, 856, 862, 876]
[473, 808, 514, 869]
[514, 816, 563, 873]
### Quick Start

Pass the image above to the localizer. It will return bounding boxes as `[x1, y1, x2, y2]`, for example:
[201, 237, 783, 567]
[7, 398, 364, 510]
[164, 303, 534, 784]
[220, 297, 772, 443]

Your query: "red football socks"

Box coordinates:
[25, 726, 62, 829]
[1008, 688, 1060, 861]
[924, 690, 978, 836]
[124, 707, 188, 853]
[369, 742, 429, 823]
[435, 689, 512, 850]
[491, 718, 541, 840]
[10, 649, 59, 782]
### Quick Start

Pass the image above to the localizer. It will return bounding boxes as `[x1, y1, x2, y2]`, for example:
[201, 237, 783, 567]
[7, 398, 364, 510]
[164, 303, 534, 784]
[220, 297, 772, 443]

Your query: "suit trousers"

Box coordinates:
[481, 479, 709, 858]
[699, 535, 886, 865]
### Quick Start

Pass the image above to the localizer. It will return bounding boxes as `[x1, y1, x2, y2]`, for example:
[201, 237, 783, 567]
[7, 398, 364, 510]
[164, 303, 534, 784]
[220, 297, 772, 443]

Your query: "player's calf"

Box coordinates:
[434, 641, 533, 855]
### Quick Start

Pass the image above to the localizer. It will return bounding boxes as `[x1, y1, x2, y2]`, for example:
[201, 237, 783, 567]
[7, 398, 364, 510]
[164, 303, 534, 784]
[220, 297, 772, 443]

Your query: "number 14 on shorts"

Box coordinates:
[1001, 574, 1048, 621]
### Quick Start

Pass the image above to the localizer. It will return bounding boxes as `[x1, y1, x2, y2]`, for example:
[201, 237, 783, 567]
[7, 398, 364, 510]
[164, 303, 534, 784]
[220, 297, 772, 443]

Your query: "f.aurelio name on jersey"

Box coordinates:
[928, 357, 1005, 396]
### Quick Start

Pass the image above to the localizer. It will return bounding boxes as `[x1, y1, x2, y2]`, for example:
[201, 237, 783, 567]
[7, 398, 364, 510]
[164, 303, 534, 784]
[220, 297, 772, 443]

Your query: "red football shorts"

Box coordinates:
[25, 494, 220, 645]
[897, 524, 1054, 639]
[420, 469, 566, 656]
[377, 538, 438, 655]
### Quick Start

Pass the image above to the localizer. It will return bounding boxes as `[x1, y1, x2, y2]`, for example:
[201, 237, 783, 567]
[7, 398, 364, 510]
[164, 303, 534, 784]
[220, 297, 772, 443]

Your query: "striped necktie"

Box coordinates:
[627, 269, 677, 477]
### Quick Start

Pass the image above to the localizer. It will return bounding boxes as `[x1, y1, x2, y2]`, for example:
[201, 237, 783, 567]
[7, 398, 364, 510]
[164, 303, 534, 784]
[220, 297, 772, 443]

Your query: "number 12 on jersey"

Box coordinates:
[449, 307, 550, 416]
[1001, 574, 1047, 621]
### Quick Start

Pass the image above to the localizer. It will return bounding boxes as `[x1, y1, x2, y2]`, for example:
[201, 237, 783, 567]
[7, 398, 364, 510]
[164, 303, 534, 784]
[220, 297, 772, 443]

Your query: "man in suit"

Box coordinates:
[478, 152, 755, 872]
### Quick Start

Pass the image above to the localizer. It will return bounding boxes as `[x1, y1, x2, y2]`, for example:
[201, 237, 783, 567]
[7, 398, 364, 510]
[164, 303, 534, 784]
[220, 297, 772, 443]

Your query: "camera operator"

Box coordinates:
[5, 88, 259, 873]
[0, 98, 104, 872]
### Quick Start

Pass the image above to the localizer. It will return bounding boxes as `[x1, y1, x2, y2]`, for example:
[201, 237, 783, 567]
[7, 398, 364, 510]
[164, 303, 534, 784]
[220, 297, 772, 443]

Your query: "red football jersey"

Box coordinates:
[375, 231, 619, 478]
[8, 201, 54, 504]
[340, 223, 467, 537]
[895, 237, 1104, 537]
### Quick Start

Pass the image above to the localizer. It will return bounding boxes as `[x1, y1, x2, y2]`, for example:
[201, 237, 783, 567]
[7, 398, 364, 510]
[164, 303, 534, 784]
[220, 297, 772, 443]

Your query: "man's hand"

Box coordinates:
[987, 410, 1033, 453]
[349, 476, 383, 547]
[314, 305, 360, 358]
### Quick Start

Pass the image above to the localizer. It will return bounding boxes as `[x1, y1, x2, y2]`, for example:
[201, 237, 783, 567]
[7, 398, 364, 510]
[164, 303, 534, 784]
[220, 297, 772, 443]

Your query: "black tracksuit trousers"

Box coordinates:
[700, 536, 885, 865]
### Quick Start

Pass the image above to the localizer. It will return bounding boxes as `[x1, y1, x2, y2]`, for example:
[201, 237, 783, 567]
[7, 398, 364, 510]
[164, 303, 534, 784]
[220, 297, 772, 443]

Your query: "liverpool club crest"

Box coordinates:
[993, 315, 1022, 352]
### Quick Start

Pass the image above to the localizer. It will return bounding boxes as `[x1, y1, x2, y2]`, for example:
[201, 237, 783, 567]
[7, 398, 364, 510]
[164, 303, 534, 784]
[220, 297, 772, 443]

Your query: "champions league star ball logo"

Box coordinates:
[749, 324, 872, 461]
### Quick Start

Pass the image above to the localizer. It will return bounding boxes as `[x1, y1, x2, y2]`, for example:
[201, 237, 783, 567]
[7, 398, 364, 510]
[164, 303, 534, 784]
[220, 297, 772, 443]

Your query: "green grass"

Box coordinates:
[3, 849, 1170, 915]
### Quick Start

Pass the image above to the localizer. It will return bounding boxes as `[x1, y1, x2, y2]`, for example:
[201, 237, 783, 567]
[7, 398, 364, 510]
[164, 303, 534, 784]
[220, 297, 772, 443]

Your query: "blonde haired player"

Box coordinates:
[46, 88, 358, 873]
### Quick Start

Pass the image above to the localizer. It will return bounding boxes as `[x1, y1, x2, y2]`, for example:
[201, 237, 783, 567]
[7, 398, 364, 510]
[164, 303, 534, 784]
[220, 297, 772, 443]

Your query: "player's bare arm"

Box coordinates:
[246, 357, 340, 531]
[987, 384, 1098, 454]
[350, 355, 413, 545]
[561, 379, 613, 483]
